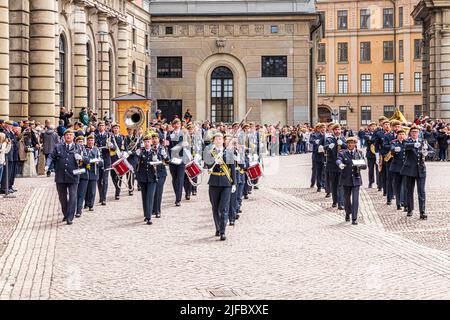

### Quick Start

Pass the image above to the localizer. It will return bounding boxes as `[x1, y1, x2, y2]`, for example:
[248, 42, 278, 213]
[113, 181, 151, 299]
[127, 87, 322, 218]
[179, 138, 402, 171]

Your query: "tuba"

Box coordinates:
[124, 106, 145, 130]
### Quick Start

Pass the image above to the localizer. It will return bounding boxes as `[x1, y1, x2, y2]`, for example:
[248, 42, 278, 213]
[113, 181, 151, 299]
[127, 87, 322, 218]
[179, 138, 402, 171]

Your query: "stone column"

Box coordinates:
[9, 0, 29, 120]
[72, 5, 87, 118]
[98, 14, 110, 119]
[0, 0, 9, 119]
[117, 21, 129, 96]
[29, 0, 56, 122]
[54, 0, 60, 118]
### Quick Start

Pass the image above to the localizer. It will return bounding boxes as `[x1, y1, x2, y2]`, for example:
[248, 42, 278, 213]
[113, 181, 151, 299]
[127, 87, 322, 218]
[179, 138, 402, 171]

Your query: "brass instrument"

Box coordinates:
[378, 153, 383, 172]
[370, 144, 376, 155]
[210, 148, 233, 184]
[384, 151, 393, 162]
[124, 106, 145, 129]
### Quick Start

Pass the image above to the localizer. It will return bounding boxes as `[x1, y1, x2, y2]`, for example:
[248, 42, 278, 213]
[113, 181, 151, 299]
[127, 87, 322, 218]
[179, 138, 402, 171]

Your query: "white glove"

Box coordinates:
[135, 149, 141, 156]
[181, 141, 189, 148]
[231, 185, 236, 193]
[122, 151, 129, 159]
[74, 153, 82, 160]
[318, 145, 324, 153]
[394, 146, 401, 152]
[194, 154, 202, 162]
[422, 150, 429, 157]
[315, 139, 320, 144]
[337, 139, 343, 146]
[253, 154, 259, 161]
[423, 143, 428, 150]
[90, 158, 100, 164]
[414, 142, 421, 148]
[45, 166, 49, 172]
[375, 153, 380, 166]
[328, 143, 335, 150]
[338, 163, 345, 170]
[108, 142, 114, 148]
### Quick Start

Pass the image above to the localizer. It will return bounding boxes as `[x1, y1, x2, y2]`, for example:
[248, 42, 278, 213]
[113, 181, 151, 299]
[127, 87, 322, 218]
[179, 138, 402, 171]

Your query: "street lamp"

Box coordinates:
[97, 31, 108, 121]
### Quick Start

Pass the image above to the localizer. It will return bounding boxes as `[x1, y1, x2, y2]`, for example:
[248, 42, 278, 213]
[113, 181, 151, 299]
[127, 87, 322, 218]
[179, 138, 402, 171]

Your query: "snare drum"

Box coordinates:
[247, 161, 262, 180]
[185, 160, 202, 180]
[112, 157, 133, 176]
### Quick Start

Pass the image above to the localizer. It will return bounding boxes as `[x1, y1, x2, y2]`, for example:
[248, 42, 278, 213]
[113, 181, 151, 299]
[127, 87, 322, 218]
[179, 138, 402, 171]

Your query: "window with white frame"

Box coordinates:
[338, 74, 348, 94]
[384, 73, 394, 93]
[399, 72, 404, 93]
[339, 106, 347, 125]
[317, 75, 326, 95]
[361, 106, 372, 125]
[414, 72, 422, 92]
[361, 74, 371, 94]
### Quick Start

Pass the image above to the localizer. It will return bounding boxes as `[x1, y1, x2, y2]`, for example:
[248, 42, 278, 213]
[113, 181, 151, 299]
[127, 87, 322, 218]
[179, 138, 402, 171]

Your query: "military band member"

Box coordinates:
[364, 122, 378, 188]
[135, 135, 160, 224]
[376, 120, 391, 196]
[206, 132, 237, 241]
[110, 123, 127, 200]
[95, 121, 112, 205]
[325, 124, 347, 209]
[167, 118, 186, 206]
[310, 123, 326, 192]
[371, 116, 388, 192]
[324, 122, 334, 197]
[381, 120, 397, 205]
[151, 133, 169, 218]
[183, 123, 199, 200]
[336, 137, 367, 225]
[45, 129, 89, 225]
[400, 125, 431, 219]
[75, 136, 88, 218]
[389, 129, 407, 210]
[125, 127, 141, 196]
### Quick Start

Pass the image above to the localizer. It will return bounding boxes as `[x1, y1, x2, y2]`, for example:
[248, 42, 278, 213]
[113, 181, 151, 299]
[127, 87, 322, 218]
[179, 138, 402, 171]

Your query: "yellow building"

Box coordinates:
[315, 0, 423, 128]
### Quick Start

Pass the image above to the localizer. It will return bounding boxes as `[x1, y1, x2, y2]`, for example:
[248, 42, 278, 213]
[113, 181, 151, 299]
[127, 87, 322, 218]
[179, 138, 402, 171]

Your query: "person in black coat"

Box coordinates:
[95, 121, 112, 205]
[109, 123, 127, 200]
[310, 123, 326, 191]
[0, 121, 18, 194]
[336, 137, 367, 225]
[205, 132, 237, 241]
[400, 125, 433, 219]
[59, 107, 73, 128]
[389, 129, 407, 210]
[167, 118, 186, 206]
[45, 129, 89, 225]
[371, 116, 388, 191]
[364, 122, 378, 188]
[324, 123, 347, 209]
[382, 120, 401, 205]
[150, 134, 169, 219]
[436, 128, 449, 161]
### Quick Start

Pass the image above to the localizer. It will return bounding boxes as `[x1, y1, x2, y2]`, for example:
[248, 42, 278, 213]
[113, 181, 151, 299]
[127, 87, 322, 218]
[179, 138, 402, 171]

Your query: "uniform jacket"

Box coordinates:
[310, 132, 326, 163]
[371, 127, 385, 153]
[110, 134, 127, 163]
[336, 149, 367, 187]
[136, 146, 169, 183]
[80, 146, 103, 181]
[325, 135, 347, 172]
[4, 130, 18, 162]
[364, 131, 376, 159]
[381, 131, 396, 157]
[206, 146, 237, 187]
[95, 132, 112, 168]
[400, 138, 428, 178]
[389, 140, 405, 173]
[167, 129, 185, 162]
[46, 143, 89, 184]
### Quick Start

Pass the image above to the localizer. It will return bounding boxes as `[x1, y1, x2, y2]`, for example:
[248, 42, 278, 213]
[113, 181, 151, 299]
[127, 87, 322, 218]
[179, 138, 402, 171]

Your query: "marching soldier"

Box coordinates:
[375, 120, 391, 196]
[310, 123, 326, 192]
[364, 122, 378, 188]
[324, 122, 334, 197]
[75, 136, 88, 218]
[125, 127, 141, 196]
[95, 121, 112, 205]
[167, 118, 186, 206]
[183, 123, 199, 200]
[151, 133, 169, 218]
[205, 132, 237, 241]
[110, 123, 127, 200]
[336, 137, 367, 225]
[400, 125, 432, 219]
[389, 129, 407, 210]
[382, 120, 401, 205]
[45, 129, 89, 225]
[371, 116, 388, 192]
[324, 124, 347, 209]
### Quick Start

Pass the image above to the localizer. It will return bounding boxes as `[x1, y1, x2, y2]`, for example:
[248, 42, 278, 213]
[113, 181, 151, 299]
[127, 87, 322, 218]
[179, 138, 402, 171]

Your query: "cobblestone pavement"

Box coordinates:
[0, 154, 449, 299]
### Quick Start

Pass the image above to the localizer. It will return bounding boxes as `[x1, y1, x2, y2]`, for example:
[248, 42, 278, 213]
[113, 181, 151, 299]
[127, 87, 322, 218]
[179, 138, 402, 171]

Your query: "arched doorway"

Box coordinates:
[211, 66, 234, 123]
[318, 106, 332, 123]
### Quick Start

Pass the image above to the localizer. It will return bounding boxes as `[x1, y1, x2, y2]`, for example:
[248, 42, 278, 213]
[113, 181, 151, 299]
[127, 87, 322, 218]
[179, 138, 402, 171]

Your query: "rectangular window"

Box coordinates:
[384, 73, 394, 93]
[399, 105, 404, 114]
[339, 106, 347, 125]
[271, 25, 279, 33]
[383, 41, 394, 61]
[338, 74, 348, 94]
[165, 26, 173, 35]
[338, 10, 348, 30]
[157, 57, 182, 78]
[415, 72, 422, 92]
[360, 9, 370, 29]
[361, 74, 371, 94]
[145, 34, 149, 52]
[360, 42, 371, 62]
[399, 7, 403, 27]
[361, 106, 372, 125]
[384, 105, 395, 118]
[414, 39, 422, 59]
[383, 8, 394, 28]
[399, 40, 404, 61]
[157, 100, 182, 121]
[317, 75, 326, 95]
[414, 105, 423, 117]
[132, 27, 137, 45]
[399, 72, 404, 93]
[338, 42, 348, 62]
[262, 56, 287, 77]
[318, 43, 326, 63]
[318, 11, 326, 35]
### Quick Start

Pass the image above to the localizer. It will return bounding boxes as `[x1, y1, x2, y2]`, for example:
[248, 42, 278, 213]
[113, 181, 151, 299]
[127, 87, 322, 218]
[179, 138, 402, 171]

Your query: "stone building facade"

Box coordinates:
[149, 0, 320, 125]
[413, 0, 450, 121]
[0, 0, 151, 123]
[316, 0, 423, 129]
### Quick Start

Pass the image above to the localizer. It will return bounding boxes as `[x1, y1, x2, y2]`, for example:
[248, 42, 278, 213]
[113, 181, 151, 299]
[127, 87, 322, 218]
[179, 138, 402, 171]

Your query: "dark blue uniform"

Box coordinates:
[167, 129, 185, 204]
[337, 149, 367, 223]
[125, 134, 141, 194]
[110, 134, 127, 198]
[371, 127, 385, 191]
[325, 135, 347, 208]
[310, 131, 326, 190]
[76, 146, 103, 215]
[400, 138, 430, 217]
[152, 145, 169, 217]
[135, 147, 160, 221]
[389, 139, 406, 209]
[95, 132, 112, 204]
[206, 146, 237, 238]
[183, 133, 198, 199]
[46, 142, 89, 223]
[382, 131, 396, 203]
[364, 130, 378, 188]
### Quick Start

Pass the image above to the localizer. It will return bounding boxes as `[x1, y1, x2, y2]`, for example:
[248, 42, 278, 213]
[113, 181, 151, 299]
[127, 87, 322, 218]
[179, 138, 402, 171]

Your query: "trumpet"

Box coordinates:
[209, 148, 233, 184]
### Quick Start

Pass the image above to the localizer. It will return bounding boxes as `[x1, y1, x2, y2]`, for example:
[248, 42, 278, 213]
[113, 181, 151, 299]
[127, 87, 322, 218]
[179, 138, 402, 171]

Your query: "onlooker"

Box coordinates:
[59, 107, 73, 128]
[41, 125, 60, 176]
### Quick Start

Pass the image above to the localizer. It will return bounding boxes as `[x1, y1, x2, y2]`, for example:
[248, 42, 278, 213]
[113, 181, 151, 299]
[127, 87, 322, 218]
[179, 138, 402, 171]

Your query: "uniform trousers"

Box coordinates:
[169, 163, 185, 202]
[343, 185, 360, 222]
[56, 183, 78, 222]
[76, 179, 89, 214]
[405, 176, 426, 214]
[329, 171, 344, 207]
[209, 186, 231, 235]
[153, 176, 166, 215]
[391, 172, 404, 208]
[97, 169, 109, 202]
[139, 181, 157, 220]
[367, 157, 378, 187]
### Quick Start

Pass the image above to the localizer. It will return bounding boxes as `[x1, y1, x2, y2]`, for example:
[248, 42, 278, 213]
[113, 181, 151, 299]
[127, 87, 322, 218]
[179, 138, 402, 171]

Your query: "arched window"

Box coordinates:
[86, 41, 92, 108]
[59, 35, 66, 108]
[145, 65, 149, 98]
[132, 61, 137, 89]
[211, 66, 234, 123]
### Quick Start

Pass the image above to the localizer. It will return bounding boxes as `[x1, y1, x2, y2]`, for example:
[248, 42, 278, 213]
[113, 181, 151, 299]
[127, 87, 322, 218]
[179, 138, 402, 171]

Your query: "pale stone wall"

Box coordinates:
[0, 0, 9, 119]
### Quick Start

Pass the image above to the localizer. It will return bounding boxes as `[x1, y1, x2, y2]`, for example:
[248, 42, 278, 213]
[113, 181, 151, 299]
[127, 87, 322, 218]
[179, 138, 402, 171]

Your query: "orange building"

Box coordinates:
[315, 0, 423, 128]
